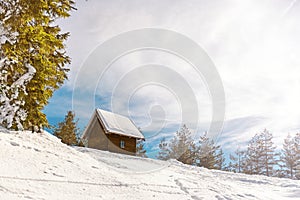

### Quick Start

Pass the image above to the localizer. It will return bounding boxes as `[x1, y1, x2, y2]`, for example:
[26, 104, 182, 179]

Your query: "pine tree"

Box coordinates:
[157, 125, 196, 164]
[226, 161, 235, 172]
[168, 125, 196, 164]
[157, 137, 170, 160]
[136, 139, 147, 158]
[281, 133, 297, 179]
[54, 111, 79, 146]
[196, 132, 219, 169]
[260, 129, 278, 176]
[244, 133, 263, 175]
[229, 148, 245, 173]
[215, 148, 226, 170]
[245, 129, 278, 176]
[0, 0, 74, 130]
[275, 163, 287, 178]
[294, 133, 300, 179]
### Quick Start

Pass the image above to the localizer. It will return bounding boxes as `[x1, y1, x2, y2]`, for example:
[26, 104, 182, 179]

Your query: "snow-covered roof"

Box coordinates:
[96, 109, 144, 139]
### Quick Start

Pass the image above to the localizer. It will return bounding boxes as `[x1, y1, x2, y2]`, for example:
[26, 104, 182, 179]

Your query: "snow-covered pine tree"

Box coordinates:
[281, 133, 298, 179]
[275, 161, 288, 178]
[244, 133, 263, 175]
[0, 0, 74, 130]
[157, 137, 170, 160]
[225, 161, 235, 172]
[168, 125, 196, 165]
[245, 130, 278, 176]
[136, 139, 147, 158]
[294, 133, 300, 179]
[215, 148, 226, 170]
[260, 129, 278, 176]
[229, 148, 245, 173]
[54, 111, 79, 146]
[157, 125, 196, 164]
[196, 132, 219, 169]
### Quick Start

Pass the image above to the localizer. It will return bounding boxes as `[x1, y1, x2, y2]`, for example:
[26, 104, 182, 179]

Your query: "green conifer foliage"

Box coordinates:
[0, 0, 75, 130]
[54, 111, 79, 146]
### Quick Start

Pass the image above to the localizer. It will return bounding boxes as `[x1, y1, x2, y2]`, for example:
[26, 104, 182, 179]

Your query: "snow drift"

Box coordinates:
[0, 128, 299, 199]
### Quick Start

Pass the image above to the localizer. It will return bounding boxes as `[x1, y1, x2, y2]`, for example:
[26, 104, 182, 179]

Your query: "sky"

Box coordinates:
[44, 0, 300, 158]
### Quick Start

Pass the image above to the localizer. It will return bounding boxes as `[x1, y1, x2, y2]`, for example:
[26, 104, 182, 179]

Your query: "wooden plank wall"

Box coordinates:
[107, 134, 136, 155]
[87, 117, 108, 150]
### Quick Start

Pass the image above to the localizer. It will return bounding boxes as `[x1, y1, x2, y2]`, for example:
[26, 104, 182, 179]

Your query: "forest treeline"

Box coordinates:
[157, 125, 300, 180]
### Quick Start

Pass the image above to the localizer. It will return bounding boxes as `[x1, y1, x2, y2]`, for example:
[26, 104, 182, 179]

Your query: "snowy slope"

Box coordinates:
[0, 129, 299, 200]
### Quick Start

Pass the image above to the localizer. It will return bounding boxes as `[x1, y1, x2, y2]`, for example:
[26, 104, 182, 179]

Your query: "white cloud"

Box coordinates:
[56, 0, 300, 151]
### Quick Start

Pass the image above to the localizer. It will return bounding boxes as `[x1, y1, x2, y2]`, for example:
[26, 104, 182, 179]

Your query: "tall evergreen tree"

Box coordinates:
[229, 148, 245, 173]
[168, 125, 196, 164]
[196, 132, 220, 169]
[244, 133, 263, 174]
[136, 128, 147, 157]
[54, 111, 79, 146]
[294, 133, 300, 179]
[260, 129, 278, 176]
[157, 137, 170, 160]
[281, 133, 298, 179]
[136, 139, 147, 158]
[157, 125, 196, 164]
[0, 0, 75, 130]
[215, 148, 226, 170]
[244, 129, 278, 176]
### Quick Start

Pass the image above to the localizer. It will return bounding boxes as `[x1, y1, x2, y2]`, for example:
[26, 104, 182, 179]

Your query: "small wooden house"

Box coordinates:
[82, 109, 144, 155]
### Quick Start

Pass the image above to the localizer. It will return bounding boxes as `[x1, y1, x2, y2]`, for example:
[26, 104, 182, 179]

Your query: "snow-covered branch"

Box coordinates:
[12, 63, 36, 92]
[0, 58, 36, 130]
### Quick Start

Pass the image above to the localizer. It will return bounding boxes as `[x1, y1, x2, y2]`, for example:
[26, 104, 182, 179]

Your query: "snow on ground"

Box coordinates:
[0, 128, 299, 200]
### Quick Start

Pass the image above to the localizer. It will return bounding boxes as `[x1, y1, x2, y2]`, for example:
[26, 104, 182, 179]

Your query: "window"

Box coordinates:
[120, 140, 125, 149]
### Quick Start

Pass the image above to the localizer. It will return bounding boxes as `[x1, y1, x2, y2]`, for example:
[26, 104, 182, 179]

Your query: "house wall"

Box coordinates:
[107, 134, 136, 155]
[87, 117, 108, 150]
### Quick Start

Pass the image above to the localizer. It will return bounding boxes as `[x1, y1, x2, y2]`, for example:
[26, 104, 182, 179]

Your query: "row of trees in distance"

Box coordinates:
[54, 111, 300, 180]
[157, 125, 300, 180]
